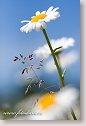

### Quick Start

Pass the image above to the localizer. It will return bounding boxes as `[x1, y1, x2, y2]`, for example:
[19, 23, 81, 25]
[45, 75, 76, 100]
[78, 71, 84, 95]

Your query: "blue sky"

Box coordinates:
[0, 0, 80, 105]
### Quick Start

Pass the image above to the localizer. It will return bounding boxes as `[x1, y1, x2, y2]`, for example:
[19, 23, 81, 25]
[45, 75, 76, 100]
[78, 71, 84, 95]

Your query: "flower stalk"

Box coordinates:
[42, 28, 65, 88]
[71, 108, 77, 120]
[42, 28, 77, 120]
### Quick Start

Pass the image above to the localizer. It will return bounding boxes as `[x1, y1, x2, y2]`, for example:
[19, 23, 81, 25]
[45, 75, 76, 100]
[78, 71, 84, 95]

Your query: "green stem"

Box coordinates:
[42, 29, 64, 88]
[42, 28, 77, 120]
[71, 108, 77, 120]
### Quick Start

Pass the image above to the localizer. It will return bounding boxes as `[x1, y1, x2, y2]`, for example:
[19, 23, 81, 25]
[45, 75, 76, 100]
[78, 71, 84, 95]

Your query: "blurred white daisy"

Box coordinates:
[29, 86, 79, 120]
[20, 6, 60, 33]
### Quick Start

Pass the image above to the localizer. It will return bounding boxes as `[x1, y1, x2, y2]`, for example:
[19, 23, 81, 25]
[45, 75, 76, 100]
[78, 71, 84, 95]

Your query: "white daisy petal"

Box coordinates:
[41, 11, 46, 14]
[52, 7, 59, 12]
[46, 6, 54, 14]
[26, 28, 29, 33]
[32, 22, 36, 29]
[23, 25, 30, 33]
[31, 16, 35, 18]
[48, 16, 57, 20]
[35, 22, 42, 31]
[28, 23, 33, 32]
[41, 21, 46, 29]
[53, 12, 60, 17]
[20, 23, 29, 32]
[22, 23, 32, 33]
[21, 20, 30, 23]
[36, 11, 40, 15]
[44, 17, 50, 22]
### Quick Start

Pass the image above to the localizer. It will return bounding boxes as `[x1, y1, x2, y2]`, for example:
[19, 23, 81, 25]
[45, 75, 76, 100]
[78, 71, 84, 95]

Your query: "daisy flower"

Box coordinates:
[28, 86, 79, 120]
[20, 6, 60, 33]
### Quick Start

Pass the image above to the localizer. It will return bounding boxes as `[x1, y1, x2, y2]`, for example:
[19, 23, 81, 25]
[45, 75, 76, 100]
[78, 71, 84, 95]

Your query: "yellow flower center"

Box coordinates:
[31, 14, 47, 23]
[39, 93, 56, 110]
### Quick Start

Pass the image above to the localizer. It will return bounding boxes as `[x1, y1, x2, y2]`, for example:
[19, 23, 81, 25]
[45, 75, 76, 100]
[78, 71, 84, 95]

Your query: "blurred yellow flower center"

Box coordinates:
[39, 93, 56, 110]
[31, 14, 47, 22]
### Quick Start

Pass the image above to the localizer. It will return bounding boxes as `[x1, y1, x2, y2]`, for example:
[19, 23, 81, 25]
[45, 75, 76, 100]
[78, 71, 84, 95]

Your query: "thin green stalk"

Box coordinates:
[42, 29, 77, 120]
[71, 108, 77, 120]
[42, 29, 64, 88]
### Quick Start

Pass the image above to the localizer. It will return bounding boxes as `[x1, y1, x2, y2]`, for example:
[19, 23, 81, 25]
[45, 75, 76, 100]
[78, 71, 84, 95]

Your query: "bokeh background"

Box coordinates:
[0, 0, 80, 119]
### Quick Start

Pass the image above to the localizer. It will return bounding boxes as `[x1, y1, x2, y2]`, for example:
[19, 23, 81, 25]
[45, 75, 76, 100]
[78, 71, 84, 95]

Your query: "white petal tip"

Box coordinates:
[21, 21, 23, 23]
[36, 11, 40, 15]
[21, 20, 30, 23]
